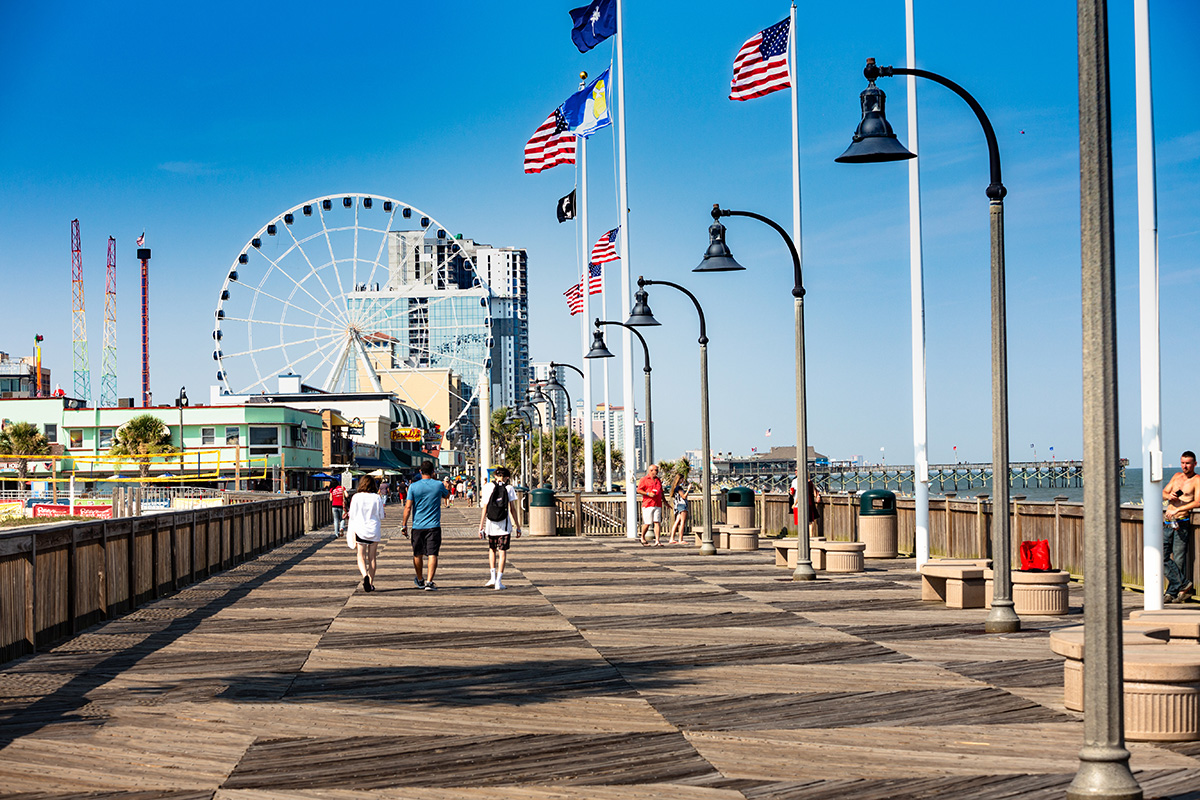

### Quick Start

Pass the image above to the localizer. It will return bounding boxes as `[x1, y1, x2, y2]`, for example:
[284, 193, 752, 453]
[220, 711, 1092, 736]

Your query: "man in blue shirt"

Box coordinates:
[402, 461, 450, 590]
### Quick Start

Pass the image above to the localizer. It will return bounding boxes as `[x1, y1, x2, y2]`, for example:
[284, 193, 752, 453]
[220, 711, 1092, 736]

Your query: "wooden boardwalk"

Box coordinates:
[2, 507, 1198, 799]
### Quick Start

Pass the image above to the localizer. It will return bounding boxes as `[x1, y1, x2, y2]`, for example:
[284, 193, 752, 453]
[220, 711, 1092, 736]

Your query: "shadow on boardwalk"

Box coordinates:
[0, 523, 1198, 799]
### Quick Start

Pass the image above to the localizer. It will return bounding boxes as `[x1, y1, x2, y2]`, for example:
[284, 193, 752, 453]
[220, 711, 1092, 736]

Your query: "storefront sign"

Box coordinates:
[32, 504, 113, 520]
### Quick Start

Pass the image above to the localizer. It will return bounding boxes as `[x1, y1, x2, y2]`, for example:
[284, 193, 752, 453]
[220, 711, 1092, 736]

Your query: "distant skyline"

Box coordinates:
[1, 1, 1198, 467]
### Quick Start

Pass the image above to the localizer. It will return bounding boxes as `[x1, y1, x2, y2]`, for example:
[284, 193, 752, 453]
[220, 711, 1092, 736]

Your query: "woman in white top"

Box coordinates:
[478, 466, 521, 590]
[347, 474, 385, 592]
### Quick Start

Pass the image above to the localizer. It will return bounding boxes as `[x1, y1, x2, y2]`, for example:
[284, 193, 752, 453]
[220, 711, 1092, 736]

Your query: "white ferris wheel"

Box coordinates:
[212, 193, 493, 434]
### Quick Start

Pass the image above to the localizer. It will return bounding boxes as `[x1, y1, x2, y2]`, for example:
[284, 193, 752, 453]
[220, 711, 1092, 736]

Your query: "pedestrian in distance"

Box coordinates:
[636, 463, 665, 546]
[667, 473, 689, 545]
[402, 461, 450, 590]
[346, 475, 385, 592]
[478, 466, 522, 590]
[379, 478, 390, 505]
[443, 477, 454, 507]
[1162, 450, 1199, 603]
[330, 482, 346, 536]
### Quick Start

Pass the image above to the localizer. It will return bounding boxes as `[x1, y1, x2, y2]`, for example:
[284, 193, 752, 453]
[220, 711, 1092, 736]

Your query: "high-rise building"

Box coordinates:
[477, 247, 529, 411]
[592, 403, 649, 472]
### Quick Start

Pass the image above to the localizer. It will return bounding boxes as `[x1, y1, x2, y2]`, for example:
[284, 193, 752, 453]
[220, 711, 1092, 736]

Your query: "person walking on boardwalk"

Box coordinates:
[330, 482, 346, 536]
[666, 473, 689, 545]
[346, 475, 385, 592]
[478, 466, 522, 590]
[637, 463, 665, 546]
[402, 461, 450, 590]
[1162, 450, 1200, 603]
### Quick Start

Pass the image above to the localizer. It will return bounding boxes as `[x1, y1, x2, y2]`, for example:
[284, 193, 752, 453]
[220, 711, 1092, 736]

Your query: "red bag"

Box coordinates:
[1019, 539, 1053, 571]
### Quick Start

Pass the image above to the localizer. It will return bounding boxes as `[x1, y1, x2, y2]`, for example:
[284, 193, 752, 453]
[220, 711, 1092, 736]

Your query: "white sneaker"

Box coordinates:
[494, 579, 505, 591]
[484, 577, 496, 587]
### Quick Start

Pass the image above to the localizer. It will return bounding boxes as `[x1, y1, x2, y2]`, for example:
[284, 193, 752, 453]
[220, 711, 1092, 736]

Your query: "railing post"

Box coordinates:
[574, 491, 583, 537]
[68, 525, 79, 636]
[25, 533, 36, 654]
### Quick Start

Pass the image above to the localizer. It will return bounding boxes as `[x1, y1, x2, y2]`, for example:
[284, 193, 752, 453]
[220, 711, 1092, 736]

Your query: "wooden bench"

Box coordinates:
[920, 561, 989, 608]
[984, 569, 1071, 615]
[1049, 624, 1200, 742]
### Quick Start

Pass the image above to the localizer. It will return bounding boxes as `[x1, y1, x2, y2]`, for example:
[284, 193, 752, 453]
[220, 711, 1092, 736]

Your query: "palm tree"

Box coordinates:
[0, 421, 49, 495]
[591, 440, 624, 491]
[490, 407, 525, 479]
[109, 414, 176, 480]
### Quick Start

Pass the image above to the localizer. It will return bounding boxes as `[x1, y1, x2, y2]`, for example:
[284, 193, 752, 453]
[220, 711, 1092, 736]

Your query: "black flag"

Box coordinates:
[556, 189, 576, 223]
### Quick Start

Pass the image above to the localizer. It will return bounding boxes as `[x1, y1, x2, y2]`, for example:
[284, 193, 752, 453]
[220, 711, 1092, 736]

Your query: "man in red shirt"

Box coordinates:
[636, 463, 665, 546]
[330, 483, 346, 536]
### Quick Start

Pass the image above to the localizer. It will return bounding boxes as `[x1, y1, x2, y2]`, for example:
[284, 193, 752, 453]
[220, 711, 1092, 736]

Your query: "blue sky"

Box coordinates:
[1, 1, 1198, 467]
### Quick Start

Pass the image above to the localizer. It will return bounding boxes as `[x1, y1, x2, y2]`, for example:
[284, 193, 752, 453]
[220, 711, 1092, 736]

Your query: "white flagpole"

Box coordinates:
[602, 262, 614, 490]
[579, 113, 595, 495]
[1135, 0, 1162, 610]
[615, 0, 637, 537]
[906, 0, 930, 569]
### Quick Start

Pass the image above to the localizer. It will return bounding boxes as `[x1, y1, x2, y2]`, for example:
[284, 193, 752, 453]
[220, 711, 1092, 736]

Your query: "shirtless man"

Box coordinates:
[1162, 450, 1200, 603]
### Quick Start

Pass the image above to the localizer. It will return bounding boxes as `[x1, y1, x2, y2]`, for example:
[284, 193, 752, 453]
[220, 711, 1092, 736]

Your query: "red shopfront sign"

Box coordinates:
[32, 504, 113, 520]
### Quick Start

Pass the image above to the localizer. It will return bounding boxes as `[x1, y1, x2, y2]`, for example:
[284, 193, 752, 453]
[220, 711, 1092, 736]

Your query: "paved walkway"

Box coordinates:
[1, 508, 1198, 798]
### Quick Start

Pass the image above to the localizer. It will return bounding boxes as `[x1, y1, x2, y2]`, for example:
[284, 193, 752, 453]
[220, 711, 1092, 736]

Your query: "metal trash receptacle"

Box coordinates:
[859, 489, 897, 558]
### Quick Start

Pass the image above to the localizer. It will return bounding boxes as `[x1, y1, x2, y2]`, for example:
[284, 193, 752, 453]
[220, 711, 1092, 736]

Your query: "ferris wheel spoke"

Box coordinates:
[238, 284, 336, 327]
[251, 248, 340, 322]
[221, 315, 340, 335]
[272, 335, 344, 385]
[278, 226, 348, 328]
[361, 204, 400, 293]
[316, 204, 349, 307]
[222, 331, 339, 360]
[352, 202, 361, 294]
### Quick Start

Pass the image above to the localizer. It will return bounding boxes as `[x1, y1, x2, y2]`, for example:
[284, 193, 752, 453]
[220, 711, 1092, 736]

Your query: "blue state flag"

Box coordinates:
[569, 0, 617, 53]
[561, 67, 612, 138]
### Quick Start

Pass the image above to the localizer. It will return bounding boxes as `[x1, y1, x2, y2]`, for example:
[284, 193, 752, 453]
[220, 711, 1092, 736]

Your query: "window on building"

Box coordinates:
[249, 425, 279, 456]
[68, 429, 83, 449]
[201, 427, 215, 445]
[98, 428, 113, 449]
[226, 426, 240, 445]
[44, 424, 57, 443]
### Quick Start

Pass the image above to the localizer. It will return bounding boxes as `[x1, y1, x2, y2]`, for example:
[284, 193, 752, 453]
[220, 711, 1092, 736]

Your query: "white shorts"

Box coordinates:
[641, 506, 662, 525]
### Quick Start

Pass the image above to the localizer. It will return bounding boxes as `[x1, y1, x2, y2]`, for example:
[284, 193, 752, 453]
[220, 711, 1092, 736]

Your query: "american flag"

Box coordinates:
[587, 262, 603, 295]
[564, 282, 584, 315]
[136, 231, 145, 246]
[524, 108, 576, 174]
[729, 18, 790, 102]
[590, 227, 620, 264]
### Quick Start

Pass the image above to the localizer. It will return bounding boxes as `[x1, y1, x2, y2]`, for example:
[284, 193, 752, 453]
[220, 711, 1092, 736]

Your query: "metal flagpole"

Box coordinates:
[615, 0, 637, 537]
[602, 267, 614, 490]
[579, 102, 595, 494]
[906, 0, 930, 569]
[1135, 0, 1162, 611]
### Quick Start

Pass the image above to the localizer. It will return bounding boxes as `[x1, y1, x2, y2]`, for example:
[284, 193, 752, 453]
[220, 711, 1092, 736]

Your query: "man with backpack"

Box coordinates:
[478, 466, 521, 590]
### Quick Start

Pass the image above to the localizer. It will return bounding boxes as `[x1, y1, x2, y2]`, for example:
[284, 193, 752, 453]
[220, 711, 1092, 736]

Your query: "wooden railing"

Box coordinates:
[556, 489, 1196, 593]
[0, 492, 332, 666]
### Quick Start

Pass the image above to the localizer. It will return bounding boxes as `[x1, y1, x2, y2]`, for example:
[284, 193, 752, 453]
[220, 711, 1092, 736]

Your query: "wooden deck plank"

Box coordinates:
[0, 517, 1196, 797]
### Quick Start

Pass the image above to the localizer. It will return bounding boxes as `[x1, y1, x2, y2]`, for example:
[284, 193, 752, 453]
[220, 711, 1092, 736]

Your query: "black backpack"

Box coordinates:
[486, 482, 509, 522]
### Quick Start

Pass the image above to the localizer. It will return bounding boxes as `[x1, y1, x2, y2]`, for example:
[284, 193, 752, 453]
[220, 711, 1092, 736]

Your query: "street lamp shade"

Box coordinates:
[694, 219, 745, 272]
[834, 81, 916, 164]
[544, 376, 566, 394]
[625, 286, 661, 327]
[585, 328, 616, 359]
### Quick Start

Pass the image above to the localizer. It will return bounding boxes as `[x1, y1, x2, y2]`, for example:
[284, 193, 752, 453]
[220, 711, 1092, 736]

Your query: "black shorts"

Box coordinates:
[355, 535, 377, 546]
[411, 527, 442, 556]
[487, 534, 511, 552]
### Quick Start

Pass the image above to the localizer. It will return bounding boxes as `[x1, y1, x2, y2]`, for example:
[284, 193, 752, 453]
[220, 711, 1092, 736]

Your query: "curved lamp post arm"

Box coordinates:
[870, 60, 1005, 200]
[549, 361, 585, 381]
[711, 206, 805, 297]
[596, 320, 651, 373]
[638, 277, 707, 344]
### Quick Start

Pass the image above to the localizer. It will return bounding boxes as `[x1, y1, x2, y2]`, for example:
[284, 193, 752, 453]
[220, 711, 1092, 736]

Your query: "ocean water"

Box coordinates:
[919, 466, 1170, 506]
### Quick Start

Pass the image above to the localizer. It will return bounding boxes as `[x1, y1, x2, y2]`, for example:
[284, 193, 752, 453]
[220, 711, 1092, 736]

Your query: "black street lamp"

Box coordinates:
[627, 277, 716, 556]
[520, 397, 543, 488]
[702, 204, 814, 580]
[837, 58, 1019, 634]
[530, 385, 558, 490]
[546, 362, 583, 491]
[586, 319, 654, 468]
